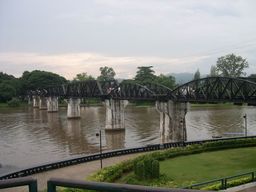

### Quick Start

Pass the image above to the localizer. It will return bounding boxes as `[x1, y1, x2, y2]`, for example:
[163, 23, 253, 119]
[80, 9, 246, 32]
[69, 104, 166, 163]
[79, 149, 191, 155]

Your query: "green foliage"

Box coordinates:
[0, 72, 15, 82]
[7, 98, 21, 107]
[134, 157, 160, 180]
[209, 65, 218, 77]
[88, 137, 256, 187]
[193, 69, 200, 80]
[97, 66, 116, 81]
[216, 53, 249, 77]
[144, 157, 153, 179]
[20, 70, 67, 92]
[155, 74, 176, 89]
[0, 82, 16, 102]
[201, 177, 252, 191]
[136, 161, 145, 179]
[73, 73, 94, 81]
[134, 66, 156, 84]
[152, 160, 160, 179]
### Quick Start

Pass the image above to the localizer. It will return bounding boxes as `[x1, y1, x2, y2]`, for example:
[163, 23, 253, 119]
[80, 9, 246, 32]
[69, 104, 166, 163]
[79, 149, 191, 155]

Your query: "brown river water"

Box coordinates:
[0, 104, 256, 174]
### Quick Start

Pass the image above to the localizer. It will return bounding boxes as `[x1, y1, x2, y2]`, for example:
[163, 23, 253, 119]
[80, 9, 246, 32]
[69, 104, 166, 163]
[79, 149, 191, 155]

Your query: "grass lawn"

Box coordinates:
[160, 147, 256, 187]
[118, 147, 256, 188]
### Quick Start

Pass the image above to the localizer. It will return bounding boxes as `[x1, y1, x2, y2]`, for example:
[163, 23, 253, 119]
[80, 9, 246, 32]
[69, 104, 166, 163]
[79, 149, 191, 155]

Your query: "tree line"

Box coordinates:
[193, 53, 253, 80]
[0, 53, 254, 103]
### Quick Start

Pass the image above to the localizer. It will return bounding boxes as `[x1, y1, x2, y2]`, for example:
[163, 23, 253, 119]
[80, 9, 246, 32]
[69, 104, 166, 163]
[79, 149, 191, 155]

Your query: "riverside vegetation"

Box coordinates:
[80, 138, 256, 191]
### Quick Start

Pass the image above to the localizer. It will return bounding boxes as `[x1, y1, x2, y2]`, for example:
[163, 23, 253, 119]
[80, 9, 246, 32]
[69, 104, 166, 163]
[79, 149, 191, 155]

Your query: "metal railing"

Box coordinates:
[185, 171, 256, 190]
[0, 177, 37, 192]
[1, 135, 256, 180]
[47, 177, 210, 192]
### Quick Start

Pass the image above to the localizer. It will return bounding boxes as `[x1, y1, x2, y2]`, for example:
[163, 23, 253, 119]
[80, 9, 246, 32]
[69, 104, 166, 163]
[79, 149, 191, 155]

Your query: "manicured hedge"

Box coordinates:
[87, 138, 256, 190]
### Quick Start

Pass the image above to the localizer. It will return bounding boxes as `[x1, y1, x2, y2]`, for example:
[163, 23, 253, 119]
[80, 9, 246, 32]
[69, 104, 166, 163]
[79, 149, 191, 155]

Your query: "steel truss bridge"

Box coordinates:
[29, 77, 256, 104]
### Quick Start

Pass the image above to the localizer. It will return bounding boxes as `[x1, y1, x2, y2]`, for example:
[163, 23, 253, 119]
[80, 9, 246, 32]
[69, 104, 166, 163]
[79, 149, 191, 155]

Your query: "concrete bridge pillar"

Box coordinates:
[67, 98, 81, 119]
[28, 96, 32, 105]
[104, 99, 128, 130]
[39, 96, 47, 110]
[32, 96, 39, 108]
[47, 96, 59, 112]
[156, 100, 188, 143]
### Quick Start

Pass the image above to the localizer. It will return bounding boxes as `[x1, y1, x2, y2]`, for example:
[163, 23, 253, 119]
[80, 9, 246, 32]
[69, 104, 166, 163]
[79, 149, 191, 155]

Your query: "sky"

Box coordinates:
[1, 0, 256, 80]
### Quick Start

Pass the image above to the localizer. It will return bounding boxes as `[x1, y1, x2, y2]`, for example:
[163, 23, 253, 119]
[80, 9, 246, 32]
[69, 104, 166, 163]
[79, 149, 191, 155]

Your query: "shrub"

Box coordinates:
[89, 137, 256, 187]
[152, 160, 160, 179]
[144, 157, 153, 179]
[136, 161, 145, 179]
[134, 157, 160, 180]
[7, 98, 21, 107]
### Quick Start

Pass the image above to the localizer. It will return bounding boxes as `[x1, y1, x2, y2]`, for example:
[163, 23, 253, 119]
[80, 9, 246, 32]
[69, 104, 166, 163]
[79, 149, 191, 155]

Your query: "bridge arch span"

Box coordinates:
[171, 77, 256, 104]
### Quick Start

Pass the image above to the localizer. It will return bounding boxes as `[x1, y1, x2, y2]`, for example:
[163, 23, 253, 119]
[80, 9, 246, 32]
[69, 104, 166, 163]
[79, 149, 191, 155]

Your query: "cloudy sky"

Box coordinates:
[1, 0, 256, 79]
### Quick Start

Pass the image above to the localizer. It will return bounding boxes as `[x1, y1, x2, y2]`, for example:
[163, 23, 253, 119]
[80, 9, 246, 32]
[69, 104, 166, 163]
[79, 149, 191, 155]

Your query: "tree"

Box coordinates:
[20, 70, 67, 93]
[193, 69, 201, 80]
[97, 66, 116, 81]
[156, 74, 176, 89]
[0, 82, 16, 102]
[73, 72, 94, 81]
[134, 66, 156, 84]
[216, 54, 249, 77]
[0, 72, 22, 100]
[209, 65, 218, 77]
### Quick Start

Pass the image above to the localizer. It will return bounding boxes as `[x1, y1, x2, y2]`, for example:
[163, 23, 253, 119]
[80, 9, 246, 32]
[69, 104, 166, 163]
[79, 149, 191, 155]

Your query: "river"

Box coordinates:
[0, 104, 256, 174]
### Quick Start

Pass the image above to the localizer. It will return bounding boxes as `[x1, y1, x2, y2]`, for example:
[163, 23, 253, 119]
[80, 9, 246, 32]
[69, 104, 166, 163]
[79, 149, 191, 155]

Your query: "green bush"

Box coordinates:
[144, 157, 153, 179]
[88, 137, 256, 187]
[7, 98, 21, 107]
[136, 161, 145, 179]
[152, 160, 160, 179]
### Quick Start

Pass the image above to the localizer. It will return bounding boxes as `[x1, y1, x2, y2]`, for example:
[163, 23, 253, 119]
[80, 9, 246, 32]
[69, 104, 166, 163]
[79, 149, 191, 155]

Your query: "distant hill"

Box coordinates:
[169, 73, 194, 85]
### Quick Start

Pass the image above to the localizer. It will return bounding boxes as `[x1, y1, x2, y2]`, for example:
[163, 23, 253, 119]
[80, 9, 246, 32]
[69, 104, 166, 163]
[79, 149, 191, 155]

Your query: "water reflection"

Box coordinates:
[105, 130, 125, 150]
[0, 105, 256, 174]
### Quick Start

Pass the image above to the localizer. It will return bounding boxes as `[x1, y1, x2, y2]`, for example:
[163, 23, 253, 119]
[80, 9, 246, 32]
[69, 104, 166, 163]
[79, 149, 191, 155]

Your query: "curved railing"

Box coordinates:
[1, 135, 256, 180]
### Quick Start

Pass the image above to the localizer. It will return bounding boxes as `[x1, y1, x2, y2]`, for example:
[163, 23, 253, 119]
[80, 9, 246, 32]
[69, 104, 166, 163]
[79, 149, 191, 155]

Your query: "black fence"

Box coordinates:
[0, 177, 37, 192]
[47, 178, 210, 192]
[1, 135, 256, 181]
[185, 170, 256, 190]
[0, 177, 210, 192]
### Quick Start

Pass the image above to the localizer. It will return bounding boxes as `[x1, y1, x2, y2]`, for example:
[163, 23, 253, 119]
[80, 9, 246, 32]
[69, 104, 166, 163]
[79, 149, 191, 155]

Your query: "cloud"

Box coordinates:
[1, 0, 256, 78]
[0, 52, 210, 79]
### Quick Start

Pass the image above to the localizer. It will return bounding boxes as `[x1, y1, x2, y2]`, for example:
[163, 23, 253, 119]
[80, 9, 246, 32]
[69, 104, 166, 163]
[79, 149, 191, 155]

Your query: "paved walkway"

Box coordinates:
[1, 153, 144, 192]
[224, 182, 256, 192]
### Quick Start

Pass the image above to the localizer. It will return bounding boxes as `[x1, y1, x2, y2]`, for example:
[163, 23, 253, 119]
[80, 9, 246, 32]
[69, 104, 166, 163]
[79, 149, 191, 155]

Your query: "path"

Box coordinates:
[1, 153, 144, 192]
[224, 182, 256, 192]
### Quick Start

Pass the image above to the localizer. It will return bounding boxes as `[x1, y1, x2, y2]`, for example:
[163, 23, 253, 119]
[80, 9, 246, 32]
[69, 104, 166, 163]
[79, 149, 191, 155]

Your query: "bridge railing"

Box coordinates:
[0, 176, 37, 192]
[1, 136, 256, 180]
[47, 177, 209, 192]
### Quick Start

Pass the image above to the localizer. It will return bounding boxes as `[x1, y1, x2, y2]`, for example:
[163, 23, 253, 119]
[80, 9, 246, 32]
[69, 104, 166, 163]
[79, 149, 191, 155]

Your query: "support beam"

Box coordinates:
[47, 96, 59, 112]
[27, 96, 32, 105]
[32, 96, 39, 108]
[104, 99, 128, 130]
[39, 96, 47, 110]
[156, 100, 188, 143]
[67, 98, 81, 119]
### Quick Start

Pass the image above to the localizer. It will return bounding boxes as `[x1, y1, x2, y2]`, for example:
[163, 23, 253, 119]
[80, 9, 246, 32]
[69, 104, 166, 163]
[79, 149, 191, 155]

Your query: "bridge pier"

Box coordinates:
[47, 96, 59, 112]
[67, 98, 81, 119]
[156, 100, 188, 143]
[39, 96, 47, 110]
[32, 96, 39, 108]
[104, 99, 128, 130]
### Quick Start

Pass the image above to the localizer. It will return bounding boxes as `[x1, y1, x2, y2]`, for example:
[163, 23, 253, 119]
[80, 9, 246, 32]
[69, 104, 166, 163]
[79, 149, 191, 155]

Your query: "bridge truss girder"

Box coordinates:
[29, 77, 256, 104]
